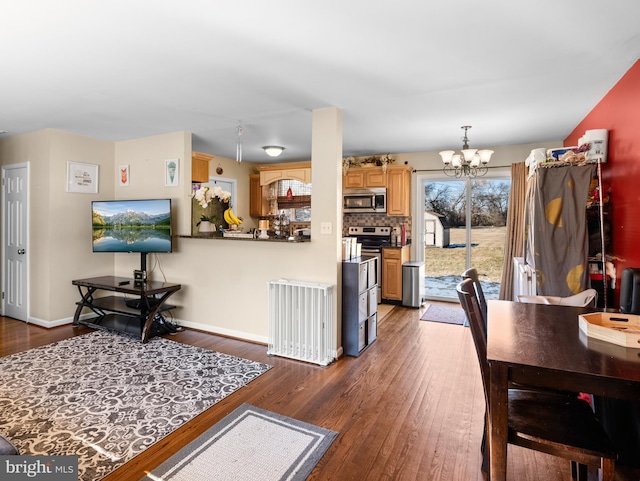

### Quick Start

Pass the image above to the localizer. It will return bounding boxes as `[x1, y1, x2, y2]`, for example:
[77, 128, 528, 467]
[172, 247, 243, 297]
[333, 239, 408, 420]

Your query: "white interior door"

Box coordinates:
[2, 164, 29, 321]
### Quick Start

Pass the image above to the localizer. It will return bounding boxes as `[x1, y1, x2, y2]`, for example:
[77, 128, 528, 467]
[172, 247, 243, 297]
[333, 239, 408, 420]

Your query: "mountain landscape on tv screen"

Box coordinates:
[92, 209, 170, 227]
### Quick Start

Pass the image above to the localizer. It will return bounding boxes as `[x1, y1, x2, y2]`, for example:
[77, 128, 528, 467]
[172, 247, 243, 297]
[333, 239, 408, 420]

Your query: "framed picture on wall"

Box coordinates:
[119, 165, 130, 186]
[165, 159, 179, 187]
[67, 162, 99, 193]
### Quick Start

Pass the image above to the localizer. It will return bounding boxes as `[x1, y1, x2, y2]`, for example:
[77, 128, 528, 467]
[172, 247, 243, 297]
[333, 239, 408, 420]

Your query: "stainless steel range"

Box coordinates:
[348, 226, 392, 302]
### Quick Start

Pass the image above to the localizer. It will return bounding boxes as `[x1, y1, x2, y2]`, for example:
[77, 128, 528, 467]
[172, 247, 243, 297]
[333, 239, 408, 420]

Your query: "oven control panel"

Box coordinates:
[348, 226, 391, 236]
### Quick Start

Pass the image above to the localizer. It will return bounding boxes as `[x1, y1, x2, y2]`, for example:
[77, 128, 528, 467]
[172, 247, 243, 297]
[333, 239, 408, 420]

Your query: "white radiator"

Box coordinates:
[268, 279, 335, 366]
[513, 257, 537, 299]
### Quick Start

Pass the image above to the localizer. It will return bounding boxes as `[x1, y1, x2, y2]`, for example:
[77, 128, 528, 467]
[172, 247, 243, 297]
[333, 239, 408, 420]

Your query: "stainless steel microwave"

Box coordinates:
[343, 188, 387, 213]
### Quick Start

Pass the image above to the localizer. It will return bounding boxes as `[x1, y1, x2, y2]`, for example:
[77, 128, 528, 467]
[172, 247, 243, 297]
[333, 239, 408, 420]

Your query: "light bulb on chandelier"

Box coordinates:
[439, 126, 493, 178]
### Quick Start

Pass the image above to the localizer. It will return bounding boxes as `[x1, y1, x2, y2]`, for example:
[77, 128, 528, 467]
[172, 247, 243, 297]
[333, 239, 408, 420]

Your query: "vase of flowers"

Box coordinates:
[192, 185, 232, 208]
[191, 185, 232, 236]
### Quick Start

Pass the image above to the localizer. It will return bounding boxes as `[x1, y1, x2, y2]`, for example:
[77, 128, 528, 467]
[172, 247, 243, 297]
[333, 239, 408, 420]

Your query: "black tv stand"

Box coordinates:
[72, 276, 181, 342]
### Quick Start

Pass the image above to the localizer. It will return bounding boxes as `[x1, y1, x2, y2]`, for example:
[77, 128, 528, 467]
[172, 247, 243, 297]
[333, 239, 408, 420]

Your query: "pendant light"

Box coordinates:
[236, 122, 243, 163]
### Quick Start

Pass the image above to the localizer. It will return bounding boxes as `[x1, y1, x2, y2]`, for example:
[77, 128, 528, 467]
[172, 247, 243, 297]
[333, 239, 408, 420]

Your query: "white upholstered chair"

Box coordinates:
[517, 288, 598, 308]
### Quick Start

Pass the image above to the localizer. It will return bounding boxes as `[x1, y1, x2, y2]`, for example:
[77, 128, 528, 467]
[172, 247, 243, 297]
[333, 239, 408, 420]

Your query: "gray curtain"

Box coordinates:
[524, 164, 596, 296]
[499, 162, 527, 300]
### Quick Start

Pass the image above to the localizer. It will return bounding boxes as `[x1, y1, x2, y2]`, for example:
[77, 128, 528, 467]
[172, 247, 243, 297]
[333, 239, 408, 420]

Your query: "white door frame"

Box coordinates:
[412, 169, 511, 301]
[1, 162, 29, 320]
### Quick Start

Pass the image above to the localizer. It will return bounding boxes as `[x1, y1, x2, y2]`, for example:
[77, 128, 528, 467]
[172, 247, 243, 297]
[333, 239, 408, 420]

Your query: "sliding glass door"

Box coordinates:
[423, 176, 510, 301]
[423, 179, 467, 300]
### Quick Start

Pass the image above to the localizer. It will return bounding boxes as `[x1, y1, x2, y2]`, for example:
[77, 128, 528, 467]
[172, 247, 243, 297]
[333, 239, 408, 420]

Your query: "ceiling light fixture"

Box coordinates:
[439, 125, 493, 178]
[262, 146, 285, 157]
[236, 122, 243, 163]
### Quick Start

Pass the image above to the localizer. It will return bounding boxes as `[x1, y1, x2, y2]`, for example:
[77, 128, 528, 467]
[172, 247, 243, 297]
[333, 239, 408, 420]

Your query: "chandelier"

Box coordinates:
[439, 126, 493, 178]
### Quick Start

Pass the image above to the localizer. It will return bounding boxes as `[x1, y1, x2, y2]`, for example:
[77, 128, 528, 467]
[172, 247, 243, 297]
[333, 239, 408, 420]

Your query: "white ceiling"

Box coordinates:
[2, 1, 639, 163]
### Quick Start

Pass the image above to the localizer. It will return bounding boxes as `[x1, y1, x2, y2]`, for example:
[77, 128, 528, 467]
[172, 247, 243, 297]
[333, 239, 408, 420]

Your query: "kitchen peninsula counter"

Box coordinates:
[178, 234, 311, 243]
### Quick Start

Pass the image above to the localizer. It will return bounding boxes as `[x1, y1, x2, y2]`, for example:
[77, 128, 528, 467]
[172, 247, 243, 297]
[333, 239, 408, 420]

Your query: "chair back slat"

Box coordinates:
[462, 268, 488, 321]
[457, 279, 489, 402]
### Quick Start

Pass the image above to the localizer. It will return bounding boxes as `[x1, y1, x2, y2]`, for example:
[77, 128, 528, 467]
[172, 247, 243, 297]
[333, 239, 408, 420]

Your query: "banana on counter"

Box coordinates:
[223, 207, 243, 226]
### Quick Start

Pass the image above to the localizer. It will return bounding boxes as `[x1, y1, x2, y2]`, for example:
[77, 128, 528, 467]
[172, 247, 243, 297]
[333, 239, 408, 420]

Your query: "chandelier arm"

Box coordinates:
[443, 164, 457, 177]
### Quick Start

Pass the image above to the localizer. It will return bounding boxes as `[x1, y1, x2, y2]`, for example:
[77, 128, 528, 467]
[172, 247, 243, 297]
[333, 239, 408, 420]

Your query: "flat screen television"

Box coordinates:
[92, 199, 172, 270]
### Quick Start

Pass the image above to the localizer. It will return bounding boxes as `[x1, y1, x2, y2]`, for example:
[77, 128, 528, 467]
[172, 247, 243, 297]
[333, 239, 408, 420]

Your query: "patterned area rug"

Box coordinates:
[143, 403, 337, 481]
[0, 331, 271, 481]
[420, 304, 467, 325]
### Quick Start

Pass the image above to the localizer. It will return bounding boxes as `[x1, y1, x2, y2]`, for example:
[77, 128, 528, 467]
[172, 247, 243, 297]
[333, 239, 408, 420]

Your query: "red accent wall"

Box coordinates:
[565, 59, 640, 306]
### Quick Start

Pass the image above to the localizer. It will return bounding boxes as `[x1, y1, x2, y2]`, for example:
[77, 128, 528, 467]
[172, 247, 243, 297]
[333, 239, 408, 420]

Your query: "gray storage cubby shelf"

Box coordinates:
[342, 256, 378, 356]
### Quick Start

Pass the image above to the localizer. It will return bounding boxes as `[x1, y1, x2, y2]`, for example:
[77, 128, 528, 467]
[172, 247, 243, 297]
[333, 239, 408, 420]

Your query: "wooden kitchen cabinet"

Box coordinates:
[342, 164, 411, 216]
[386, 165, 412, 216]
[343, 167, 386, 189]
[249, 174, 268, 217]
[382, 245, 410, 301]
[192, 151, 213, 183]
[364, 168, 387, 187]
[344, 170, 365, 188]
[258, 162, 311, 185]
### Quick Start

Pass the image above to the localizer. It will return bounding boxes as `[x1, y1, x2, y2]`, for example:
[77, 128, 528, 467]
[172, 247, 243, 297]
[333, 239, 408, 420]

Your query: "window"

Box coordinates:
[276, 179, 311, 221]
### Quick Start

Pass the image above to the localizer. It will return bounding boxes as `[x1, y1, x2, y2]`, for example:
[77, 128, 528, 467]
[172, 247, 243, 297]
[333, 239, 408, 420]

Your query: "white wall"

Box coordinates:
[0, 129, 114, 323]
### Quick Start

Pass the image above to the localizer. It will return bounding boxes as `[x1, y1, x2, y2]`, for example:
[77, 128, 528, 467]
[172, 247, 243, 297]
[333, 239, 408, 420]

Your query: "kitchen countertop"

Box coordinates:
[343, 255, 377, 264]
[178, 234, 310, 243]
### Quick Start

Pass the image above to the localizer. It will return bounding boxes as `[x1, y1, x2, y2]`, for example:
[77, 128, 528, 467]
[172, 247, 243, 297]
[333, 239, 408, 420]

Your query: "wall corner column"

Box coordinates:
[311, 107, 343, 355]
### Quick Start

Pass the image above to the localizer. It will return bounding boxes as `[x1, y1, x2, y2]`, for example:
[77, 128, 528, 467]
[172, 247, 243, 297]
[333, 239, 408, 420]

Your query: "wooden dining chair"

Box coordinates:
[457, 279, 616, 481]
[461, 267, 487, 321]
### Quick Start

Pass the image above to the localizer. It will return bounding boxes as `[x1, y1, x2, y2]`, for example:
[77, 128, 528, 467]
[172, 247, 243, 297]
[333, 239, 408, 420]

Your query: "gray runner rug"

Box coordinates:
[0, 331, 271, 481]
[142, 403, 338, 481]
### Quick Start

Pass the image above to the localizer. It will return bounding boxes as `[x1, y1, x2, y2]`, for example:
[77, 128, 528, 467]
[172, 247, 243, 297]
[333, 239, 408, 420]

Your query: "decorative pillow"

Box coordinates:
[0, 433, 19, 455]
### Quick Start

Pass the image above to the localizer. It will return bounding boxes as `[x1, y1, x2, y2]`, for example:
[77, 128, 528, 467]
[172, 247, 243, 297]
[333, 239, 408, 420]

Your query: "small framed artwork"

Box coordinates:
[67, 162, 99, 193]
[119, 164, 130, 186]
[165, 159, 179, 187]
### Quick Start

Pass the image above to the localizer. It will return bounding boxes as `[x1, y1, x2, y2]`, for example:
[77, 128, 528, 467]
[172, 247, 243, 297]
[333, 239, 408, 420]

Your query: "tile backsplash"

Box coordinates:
[343, 213, 412, 240]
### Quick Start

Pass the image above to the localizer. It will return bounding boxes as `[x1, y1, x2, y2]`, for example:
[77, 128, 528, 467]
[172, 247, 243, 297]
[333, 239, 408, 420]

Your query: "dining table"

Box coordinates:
[486, 300, 640, 481]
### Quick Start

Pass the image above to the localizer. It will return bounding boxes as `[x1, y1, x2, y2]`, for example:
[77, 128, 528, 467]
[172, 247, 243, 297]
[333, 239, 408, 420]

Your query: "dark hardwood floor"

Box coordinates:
[1, 306, 638, 480]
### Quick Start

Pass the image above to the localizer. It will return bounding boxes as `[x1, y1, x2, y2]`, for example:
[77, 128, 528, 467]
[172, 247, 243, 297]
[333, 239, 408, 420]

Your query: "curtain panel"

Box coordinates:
[524, 164, 596, 296]
[499, 162, 527, 300]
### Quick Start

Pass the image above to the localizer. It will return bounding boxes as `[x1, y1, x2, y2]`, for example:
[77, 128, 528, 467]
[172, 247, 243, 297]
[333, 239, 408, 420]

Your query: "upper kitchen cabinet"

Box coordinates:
[343, 168, 387, 189]
[259, 161, 311, 185]
[386, 165, 412, 216]
[192, 151, 213, 183]
[249, 173, 268, 217]
[343, 164, 412, 216]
